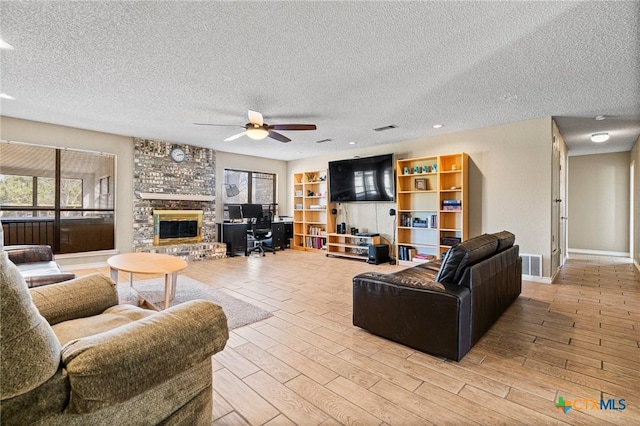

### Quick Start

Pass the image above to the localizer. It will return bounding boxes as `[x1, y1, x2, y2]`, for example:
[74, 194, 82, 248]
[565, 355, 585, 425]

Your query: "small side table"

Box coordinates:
[107, 253, 187, 309]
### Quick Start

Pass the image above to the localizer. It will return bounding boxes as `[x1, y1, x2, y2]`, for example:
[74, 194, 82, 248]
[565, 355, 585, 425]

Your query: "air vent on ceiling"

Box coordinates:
[315, 138, 333, 144]
[373, 125, 398, 132]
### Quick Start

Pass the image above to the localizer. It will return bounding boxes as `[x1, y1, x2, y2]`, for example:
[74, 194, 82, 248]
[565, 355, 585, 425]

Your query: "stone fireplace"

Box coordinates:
[132, 138, 225, 261]
[153, 209, 203, 246]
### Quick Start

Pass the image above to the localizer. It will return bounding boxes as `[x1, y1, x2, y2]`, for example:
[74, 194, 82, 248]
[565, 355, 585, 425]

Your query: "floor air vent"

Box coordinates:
[521, 254, 542, 277]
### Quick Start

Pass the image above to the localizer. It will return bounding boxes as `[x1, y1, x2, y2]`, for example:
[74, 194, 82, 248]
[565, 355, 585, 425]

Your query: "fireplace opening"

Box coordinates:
[159, 220, 198, 239]
[153, 210, 203, 246]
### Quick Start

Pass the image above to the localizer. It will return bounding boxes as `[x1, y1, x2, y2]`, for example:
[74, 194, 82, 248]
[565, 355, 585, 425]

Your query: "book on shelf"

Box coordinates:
[442, 199, 462, 211]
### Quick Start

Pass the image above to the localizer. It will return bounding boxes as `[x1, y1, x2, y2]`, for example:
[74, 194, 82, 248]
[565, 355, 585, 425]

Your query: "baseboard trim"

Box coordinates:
[64, 261, 109, 270]
[55, 249, 119, 259]
[568, 248, 630, 257]
[522, 274, 553, 284]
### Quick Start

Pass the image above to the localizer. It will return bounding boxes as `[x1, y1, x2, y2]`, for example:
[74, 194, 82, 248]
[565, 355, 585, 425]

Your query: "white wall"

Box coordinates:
[288, 117, 555, 277]
[568, 152, 631, 255]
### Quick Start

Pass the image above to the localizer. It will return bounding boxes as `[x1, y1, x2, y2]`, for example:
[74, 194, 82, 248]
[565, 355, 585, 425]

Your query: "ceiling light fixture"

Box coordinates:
[245, 126, 269, 140]
[433, 124, 444, 129]
[349, 141, 357, 145]
[0, 93, 16, 100]
[0, 38, 14, 50]
[595, 115, 606, 121]
[591, 132, 609, 143]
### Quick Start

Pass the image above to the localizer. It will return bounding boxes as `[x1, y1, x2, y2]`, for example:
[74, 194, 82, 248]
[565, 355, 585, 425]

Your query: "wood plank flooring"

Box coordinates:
[69, 251, 640, 425]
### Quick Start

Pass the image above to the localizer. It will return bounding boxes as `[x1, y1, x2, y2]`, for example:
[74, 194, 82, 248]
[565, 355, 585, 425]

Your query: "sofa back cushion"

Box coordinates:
[493, 231, 515, 253]
[0, 251, 61, 400]
[435, 234, 499, 284]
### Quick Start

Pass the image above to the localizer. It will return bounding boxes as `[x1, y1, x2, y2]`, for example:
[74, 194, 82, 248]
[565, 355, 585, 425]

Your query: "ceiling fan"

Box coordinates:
[194, 110, 316, 143]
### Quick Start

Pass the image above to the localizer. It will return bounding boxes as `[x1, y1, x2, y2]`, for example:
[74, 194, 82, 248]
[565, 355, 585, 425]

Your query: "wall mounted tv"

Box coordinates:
[328, 154, 395, 202]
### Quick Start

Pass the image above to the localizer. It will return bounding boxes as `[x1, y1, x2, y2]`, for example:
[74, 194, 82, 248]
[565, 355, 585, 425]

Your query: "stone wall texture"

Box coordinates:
[133, 138, 217, 254]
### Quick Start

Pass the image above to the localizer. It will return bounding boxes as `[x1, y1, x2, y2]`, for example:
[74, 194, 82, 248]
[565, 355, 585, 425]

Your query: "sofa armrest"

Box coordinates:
[30, 274, 118, 325]
[60, 300, 229, 413]
[5, 245, 54, 264]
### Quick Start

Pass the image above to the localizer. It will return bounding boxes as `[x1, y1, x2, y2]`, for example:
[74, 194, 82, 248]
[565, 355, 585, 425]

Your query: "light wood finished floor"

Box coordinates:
[69, 250, 639, 425]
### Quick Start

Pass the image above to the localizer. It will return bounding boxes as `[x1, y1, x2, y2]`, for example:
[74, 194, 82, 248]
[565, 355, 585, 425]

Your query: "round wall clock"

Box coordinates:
[170, 147, 186, 163]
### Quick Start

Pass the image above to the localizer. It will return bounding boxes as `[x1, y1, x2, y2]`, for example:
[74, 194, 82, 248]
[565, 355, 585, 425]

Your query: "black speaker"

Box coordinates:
[337, 223, 346, 234]
[389, 208, 396, 216]
[368, 244, 390, 265]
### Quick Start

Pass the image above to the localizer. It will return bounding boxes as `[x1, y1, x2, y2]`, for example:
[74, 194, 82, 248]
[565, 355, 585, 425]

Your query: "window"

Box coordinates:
[223, 169, 277, 217]
[0, 142, 115, 254]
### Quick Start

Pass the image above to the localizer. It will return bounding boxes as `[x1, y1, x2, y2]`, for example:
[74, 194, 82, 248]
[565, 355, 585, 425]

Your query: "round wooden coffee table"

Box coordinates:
[107, 253, 188, 310]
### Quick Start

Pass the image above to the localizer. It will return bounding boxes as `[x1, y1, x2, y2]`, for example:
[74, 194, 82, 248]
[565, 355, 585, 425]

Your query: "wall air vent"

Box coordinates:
[315, 138, 333, 144]
[521, 254, 542, 277]
[373, 125, 398, 132]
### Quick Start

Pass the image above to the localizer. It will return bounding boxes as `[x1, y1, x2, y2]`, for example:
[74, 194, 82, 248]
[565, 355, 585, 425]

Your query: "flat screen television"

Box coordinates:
[328, 154, 395, 202]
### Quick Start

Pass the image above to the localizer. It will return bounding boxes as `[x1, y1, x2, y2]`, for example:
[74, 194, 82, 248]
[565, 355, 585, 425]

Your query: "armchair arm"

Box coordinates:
[60, 300, 228, 413]
[5, 245, 54, 264]
[30, 274, 118, 325]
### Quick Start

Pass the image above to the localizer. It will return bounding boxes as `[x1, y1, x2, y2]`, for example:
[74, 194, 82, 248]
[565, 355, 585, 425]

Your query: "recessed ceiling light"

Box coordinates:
[591, 132, 609, 143]
[595, 115, 606, 121]
[433, 124, 444, 129]
[349, 141, 357, 145]
[0, 93, 15, 100]
[0, 38, 14, 50]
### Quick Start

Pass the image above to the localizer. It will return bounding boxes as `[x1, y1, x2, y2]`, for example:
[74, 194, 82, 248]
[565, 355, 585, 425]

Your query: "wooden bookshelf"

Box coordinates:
[292, 170, 333, 251]
[396, 153, 468, 266]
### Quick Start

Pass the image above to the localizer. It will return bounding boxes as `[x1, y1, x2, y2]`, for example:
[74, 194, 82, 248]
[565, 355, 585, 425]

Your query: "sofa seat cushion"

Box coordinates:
[52, 304, 156, 346]
[355, 266, 445, 291]
[16, 262, 76, 287]
[435, 234, 499, 284]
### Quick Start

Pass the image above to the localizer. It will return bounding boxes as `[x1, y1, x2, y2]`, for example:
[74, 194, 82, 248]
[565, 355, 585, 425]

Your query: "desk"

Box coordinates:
[107, 253, 187, 310]
[218, 222, 292, 256]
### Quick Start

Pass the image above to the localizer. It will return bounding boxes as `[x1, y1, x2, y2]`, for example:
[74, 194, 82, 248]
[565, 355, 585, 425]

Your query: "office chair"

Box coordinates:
[247, 211, 276, 256]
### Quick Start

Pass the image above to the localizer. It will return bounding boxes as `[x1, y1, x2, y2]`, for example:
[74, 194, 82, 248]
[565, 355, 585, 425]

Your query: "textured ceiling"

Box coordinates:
[1, 1, 639, 161]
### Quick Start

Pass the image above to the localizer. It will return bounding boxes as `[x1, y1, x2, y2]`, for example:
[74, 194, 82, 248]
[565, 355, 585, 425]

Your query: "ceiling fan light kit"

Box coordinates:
[591, 132, 609, 143]
[246, 127, 269, 140]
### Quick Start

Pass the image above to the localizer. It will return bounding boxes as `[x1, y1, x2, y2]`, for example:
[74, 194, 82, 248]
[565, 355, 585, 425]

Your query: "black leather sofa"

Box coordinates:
[353, 231, 521, 361]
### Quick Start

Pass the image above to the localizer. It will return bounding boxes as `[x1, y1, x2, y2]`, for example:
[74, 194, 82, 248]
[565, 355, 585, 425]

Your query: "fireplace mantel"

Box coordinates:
[138, 192, 215, 201]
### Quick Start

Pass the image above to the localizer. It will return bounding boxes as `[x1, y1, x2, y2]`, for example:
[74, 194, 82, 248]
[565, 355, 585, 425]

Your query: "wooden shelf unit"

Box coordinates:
[326, 233, 380, 261]
[396, 153, 468, 266]
[292, 170, 333, 251]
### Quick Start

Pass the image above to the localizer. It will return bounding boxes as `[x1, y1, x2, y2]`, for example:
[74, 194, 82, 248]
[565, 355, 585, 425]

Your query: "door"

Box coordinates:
[551, 134, 562, 274]
[560, 152, 568, 266]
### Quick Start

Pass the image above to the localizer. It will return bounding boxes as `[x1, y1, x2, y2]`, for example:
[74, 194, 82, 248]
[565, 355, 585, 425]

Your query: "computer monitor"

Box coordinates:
[241, 203, 263, 220]
[227, 205, 242, 222]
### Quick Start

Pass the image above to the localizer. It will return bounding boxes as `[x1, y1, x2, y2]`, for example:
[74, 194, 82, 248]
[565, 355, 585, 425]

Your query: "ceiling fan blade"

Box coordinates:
[224, 131, 247, 142]
[269, 124, 317, 131]
[248, 110, 264, 126]
[268, 130, 291, 143]
[194, 123, 244, 127]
